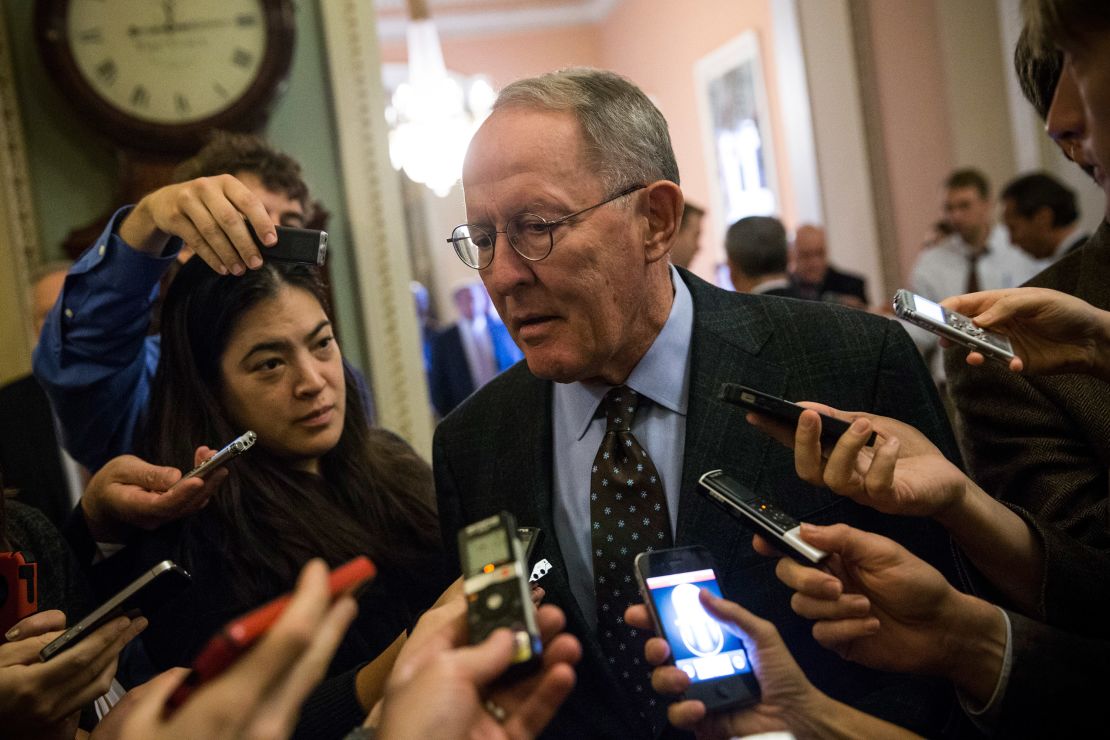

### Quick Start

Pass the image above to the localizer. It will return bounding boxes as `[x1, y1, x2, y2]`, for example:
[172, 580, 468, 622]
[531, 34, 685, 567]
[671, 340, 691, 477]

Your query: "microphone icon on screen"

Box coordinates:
[671, 583, 724, 657]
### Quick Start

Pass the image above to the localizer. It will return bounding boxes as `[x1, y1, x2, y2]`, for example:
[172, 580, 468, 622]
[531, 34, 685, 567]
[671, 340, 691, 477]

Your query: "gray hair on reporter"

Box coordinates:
[494, 67, 680, 192]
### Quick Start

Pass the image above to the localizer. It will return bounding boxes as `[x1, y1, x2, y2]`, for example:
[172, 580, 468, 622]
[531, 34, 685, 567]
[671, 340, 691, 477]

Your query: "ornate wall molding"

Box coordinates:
[0, 7, 39, 383]
[319, 0, 434, 458]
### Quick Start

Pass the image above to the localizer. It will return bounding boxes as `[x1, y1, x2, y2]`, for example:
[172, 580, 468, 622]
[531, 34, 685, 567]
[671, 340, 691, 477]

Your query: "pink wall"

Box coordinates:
[380, 24, 603, 88]
[865, 1, 954, 281]
[597, 0, 792, 277]
[381, 1, 788, 281]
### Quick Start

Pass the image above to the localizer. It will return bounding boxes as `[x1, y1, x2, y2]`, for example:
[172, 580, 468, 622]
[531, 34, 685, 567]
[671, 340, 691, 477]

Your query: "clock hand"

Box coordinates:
[162, 0, 175, 30]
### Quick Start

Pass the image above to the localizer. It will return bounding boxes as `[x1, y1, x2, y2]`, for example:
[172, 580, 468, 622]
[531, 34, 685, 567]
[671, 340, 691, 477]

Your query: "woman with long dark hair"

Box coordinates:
[121, 257, 447, 738]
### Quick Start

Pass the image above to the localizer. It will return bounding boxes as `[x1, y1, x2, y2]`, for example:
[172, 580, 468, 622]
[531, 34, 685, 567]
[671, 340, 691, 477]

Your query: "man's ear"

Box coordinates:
[643, 181, 684, 264]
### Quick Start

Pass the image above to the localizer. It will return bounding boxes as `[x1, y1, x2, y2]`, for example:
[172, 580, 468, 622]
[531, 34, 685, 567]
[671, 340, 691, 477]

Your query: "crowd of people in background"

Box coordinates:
[2, 0, 1110, 738]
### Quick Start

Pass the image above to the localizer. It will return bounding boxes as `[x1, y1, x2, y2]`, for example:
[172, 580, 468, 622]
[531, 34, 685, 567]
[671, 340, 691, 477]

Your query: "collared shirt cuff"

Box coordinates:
[957, 606, 1013, 734]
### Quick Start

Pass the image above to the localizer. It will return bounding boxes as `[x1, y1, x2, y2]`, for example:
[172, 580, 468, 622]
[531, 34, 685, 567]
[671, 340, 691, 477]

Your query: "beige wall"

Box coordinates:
[935, 0, 1016, 199]
[865, 0, 955, 281]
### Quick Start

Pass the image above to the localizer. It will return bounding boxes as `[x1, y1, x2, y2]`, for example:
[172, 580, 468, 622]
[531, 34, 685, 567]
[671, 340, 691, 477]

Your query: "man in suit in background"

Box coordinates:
[1000, 172, 1086, 262]
[790, 224, 869, 308]
[723, 216, 799, 298]
[0, 262, 85, 529]
[429, 281, 522, 417]
[435, 67, 969, 738]
[668, 201, 704, 269]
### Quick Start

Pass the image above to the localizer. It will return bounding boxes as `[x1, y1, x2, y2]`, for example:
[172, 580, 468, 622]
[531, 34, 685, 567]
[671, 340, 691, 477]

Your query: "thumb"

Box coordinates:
[798, 523, 904, 568]
[108, 455, 181, 492]
[193, 446, 217, 469]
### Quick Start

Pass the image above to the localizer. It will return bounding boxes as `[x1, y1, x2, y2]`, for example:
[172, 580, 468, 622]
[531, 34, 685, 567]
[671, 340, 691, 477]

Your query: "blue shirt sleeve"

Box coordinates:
[32, 206, 181, 471]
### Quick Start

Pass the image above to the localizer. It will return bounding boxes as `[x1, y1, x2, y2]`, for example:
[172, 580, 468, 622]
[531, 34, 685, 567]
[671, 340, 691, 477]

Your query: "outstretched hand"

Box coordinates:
[81, 447, 227, 542]
[120, 175, 277, 276]
[941, 287, 1110, 377]
[746, 404, 971, 519]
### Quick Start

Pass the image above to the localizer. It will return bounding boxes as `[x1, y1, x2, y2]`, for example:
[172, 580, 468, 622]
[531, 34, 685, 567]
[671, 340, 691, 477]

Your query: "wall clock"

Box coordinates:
[35, 0, 295, 154]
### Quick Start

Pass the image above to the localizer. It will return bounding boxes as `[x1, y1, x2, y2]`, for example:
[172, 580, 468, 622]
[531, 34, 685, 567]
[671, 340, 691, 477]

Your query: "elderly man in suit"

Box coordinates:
[435, 68, 967, 738]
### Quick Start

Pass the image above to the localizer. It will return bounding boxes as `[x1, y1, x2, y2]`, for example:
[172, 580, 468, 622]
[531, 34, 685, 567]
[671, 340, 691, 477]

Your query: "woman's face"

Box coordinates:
[219, 284, 346, 473]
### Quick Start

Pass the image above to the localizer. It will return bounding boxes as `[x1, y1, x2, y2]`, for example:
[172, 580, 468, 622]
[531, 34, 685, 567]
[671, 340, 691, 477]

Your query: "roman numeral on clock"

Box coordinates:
[131, 85, 149, 108]
[232, 48, 253, 68]
[95, 59, 117, 85]
[175, 93, 190, 115]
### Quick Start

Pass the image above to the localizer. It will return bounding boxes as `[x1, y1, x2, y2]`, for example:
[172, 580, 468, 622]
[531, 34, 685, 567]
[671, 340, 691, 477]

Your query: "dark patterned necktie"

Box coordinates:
[966, 251, 981, 294]
[590, 385, 673, 727]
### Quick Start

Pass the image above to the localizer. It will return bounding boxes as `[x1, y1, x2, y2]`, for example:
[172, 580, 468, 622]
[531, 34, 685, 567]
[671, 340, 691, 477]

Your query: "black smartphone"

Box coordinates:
[40, 560, 192, 661]
[516, 527, 544, 567]
[170, 431, 256, 491]
[634, 546, 761, 712]
[893, 289, 1015, 364]
[246, 222, 328, 266]
[697, 470, 827, 565]
[719, 383, 876, 450]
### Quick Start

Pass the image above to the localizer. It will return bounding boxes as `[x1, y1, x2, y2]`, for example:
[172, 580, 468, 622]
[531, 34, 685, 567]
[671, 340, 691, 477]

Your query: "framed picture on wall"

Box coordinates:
[694, 31, 779, 236]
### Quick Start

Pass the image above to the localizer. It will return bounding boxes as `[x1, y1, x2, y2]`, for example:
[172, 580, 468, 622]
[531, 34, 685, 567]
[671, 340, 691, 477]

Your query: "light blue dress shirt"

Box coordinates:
[551, 266, 694, 627]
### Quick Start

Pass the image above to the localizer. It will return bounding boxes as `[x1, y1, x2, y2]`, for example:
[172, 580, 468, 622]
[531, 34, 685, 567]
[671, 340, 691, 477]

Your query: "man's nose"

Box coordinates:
[1046, 61, 1086, 149]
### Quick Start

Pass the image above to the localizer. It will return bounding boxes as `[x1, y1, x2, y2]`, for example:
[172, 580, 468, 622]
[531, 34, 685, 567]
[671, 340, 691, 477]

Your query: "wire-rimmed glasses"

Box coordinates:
[447, 184, 646, 269]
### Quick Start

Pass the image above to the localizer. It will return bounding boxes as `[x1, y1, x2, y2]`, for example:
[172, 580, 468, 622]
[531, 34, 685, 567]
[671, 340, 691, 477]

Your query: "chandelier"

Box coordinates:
[385, 1, 495, 197]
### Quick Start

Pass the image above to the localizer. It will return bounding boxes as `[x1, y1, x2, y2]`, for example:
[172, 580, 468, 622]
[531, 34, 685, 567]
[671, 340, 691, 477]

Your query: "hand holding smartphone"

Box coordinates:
[719, 383, 876, 450]
[41, 560, 192, 661]
[166, 556, 376, 712]
[634, 546, 760, 712]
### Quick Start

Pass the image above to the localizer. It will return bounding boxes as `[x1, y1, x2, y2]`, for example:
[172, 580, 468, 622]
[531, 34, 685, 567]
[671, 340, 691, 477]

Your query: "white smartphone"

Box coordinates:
[170, 431, 257, 490]
[893, 289, 1015, 364]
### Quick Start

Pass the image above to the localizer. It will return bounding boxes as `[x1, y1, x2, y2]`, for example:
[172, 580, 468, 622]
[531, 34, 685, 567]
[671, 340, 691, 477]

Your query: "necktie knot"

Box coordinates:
[602, 386, 640, 434]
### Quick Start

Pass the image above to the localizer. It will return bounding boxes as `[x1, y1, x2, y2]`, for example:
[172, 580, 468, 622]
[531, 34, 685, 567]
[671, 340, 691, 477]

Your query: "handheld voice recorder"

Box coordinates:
[171, 431, 256, 490]
[698, 470, 828, 565]
[460, 512, 542, 679]
[893, 289, 1015, 364]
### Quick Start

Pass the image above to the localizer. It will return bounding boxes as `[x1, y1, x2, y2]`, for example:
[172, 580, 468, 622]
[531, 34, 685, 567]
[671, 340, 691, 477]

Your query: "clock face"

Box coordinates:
[65, 0, 268, 125]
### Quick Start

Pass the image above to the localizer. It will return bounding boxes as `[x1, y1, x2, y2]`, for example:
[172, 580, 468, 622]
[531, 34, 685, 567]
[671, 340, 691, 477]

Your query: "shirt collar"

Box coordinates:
[556, 265, 694, 441]
[751, 276, 791, 294]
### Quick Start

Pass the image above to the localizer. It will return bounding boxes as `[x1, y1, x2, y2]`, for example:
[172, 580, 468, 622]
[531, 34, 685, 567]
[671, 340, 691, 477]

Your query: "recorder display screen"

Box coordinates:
[645, 569, 753, 683]
[463, 528, 510, 577]
[913, 295, 946, 324]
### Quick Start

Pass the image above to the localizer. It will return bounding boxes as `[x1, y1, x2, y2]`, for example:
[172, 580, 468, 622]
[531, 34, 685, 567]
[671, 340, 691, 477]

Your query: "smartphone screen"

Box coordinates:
[643, 568, 754, 684]
[635, 546, 760, 711]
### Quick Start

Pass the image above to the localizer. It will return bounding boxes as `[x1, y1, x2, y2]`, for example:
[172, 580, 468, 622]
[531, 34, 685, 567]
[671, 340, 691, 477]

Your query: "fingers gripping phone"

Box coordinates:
[718, 383, 876, 450]
[171, 431, 256, 490]
[698, 470, 828, 565]
[634, 546, 760, 712]
[40, 560, 192, 661]
[166, 556, 376, 711]
[893, 289, 1015, 364]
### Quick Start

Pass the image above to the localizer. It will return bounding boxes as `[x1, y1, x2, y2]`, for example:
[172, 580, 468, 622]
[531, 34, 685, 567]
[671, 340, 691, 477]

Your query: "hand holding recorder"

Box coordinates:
[108, 559, 357, 740]
[81, 436, 252, 543]
[940, 287, 1110, 378]
[766, 523, 1006, 710]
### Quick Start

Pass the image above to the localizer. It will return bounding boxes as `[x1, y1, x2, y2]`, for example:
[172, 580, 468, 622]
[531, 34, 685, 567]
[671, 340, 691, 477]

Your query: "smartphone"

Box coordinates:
[718, 383, 876, 450]
[697, 470, 827, 565]
[460, 512, 542, 680]
[246, 222, 328, 266]
[516, 527, 544, 567]
[40, 560, 191, 661]
[171, 431, 257, 491]
[634, 546, 761, 712]
[166, 556, 376, 712]
[893, 289, 1015, 364]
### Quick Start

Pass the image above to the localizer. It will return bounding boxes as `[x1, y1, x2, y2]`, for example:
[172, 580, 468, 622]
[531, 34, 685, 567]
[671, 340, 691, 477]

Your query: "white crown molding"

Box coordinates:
[375, 0, 620, 41]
